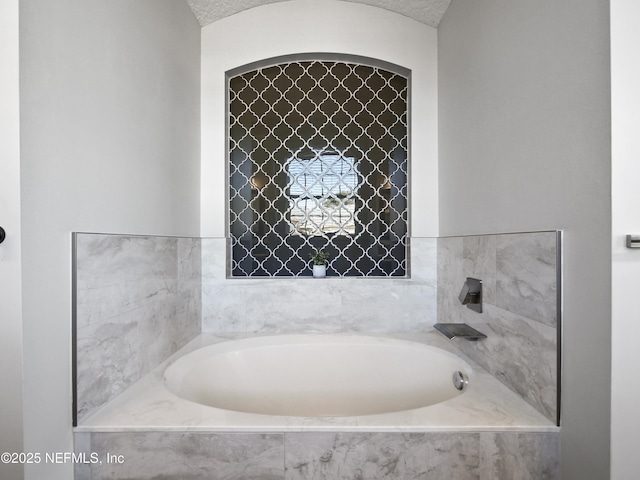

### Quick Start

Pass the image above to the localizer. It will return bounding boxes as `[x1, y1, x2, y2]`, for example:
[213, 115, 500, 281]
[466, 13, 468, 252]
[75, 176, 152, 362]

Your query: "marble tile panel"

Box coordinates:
[479, 432, 559, 480]
[75, 234, 178, 288]
[87, 432, 284, 480]
[496, 232, 558, 327]
[437, 231, 559, 423]
[76, 275, 177, 330]
[409, 237, 438, 283]
[202, 277, 436, 334]
[201, 237, 228, 280]
[76, 431, 559, 480]
[453, 304, 558, 423]
[437, 236, 464, 324]
[73, 432, 92, 480]
[175, 237, 203, 337]
[339, 280, 435, 332]
[202, 279, 344, 333]
[75, 234, 201, 423]
[76, 307, 156, 422]
[284, 432, 480, 480]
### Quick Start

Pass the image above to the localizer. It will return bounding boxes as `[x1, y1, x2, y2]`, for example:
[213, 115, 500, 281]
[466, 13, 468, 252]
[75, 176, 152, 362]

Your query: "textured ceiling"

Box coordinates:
[186, 0, 452, 28]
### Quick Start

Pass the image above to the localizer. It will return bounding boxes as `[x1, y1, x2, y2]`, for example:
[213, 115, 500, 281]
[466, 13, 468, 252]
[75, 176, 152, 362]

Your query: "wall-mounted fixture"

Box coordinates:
[434, 323, 487, 341]
[459, 277, 483, 313]
[626, 235, 640, 248]
[0, 226, 5, 244]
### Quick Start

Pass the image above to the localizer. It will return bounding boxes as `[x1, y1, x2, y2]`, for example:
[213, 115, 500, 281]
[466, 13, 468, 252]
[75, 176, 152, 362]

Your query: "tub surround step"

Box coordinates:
[74, 431, 559, 480]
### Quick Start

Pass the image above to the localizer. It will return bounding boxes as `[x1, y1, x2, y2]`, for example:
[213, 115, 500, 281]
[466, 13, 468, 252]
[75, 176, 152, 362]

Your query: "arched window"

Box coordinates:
[228, 56, 408, 277]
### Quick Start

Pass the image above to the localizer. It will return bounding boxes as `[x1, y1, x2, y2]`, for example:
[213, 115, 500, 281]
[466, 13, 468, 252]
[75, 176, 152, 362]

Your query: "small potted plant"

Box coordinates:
[309, 249, 329, 278]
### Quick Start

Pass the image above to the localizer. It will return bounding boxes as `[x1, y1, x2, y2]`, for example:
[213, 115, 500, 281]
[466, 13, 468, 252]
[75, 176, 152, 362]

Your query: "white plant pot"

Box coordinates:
[312, 264, 326, 278]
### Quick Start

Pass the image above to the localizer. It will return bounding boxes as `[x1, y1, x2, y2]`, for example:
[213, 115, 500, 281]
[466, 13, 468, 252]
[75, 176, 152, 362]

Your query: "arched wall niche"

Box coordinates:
[227, 54, 410, 277]
[201, 0, 438, 238]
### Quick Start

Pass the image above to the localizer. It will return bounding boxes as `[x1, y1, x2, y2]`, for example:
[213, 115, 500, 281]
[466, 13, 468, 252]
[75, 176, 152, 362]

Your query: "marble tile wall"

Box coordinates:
[437, 231, 560, 423]
[75, 431, 559, 480]
[74, 432, 283, 480]
[201, 237, 438, 334]
[74, 233, 201, 423]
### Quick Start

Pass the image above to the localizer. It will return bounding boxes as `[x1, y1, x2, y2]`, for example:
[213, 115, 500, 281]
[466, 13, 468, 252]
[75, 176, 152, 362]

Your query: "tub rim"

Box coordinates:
[162, 333, 474, 417]
[75, 332, 558, 433]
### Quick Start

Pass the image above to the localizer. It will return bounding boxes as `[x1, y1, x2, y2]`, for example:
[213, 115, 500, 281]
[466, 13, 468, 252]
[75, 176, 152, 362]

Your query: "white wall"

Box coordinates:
[19, 1, 201, 478]
[0, 1, 24, 479]
[438, 1, 611, 479]
[611, 1, 640, 478]
[200, 0, 438, 237]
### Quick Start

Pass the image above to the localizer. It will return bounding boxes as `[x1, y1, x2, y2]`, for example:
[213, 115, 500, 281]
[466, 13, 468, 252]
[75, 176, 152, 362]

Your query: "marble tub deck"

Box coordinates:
[76, 331, 557, 433]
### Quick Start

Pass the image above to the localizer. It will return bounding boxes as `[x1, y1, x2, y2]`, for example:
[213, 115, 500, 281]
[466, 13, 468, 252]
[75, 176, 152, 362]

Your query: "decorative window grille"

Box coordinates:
[228, 59, 409, 277]
[288, 151, 359, 236]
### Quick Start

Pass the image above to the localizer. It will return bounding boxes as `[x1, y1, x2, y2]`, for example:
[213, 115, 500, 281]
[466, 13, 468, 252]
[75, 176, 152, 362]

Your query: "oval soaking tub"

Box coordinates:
[164, 334, 473, 417]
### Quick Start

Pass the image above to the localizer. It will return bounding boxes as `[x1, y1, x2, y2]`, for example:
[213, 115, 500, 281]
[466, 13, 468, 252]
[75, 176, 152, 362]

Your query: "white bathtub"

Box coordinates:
[163, 335, 472, 417]
[76, 332, 557, 432]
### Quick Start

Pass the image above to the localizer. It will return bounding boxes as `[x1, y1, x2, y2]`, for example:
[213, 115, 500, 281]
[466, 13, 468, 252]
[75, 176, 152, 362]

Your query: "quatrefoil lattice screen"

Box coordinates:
[228, 58, 409, 277]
